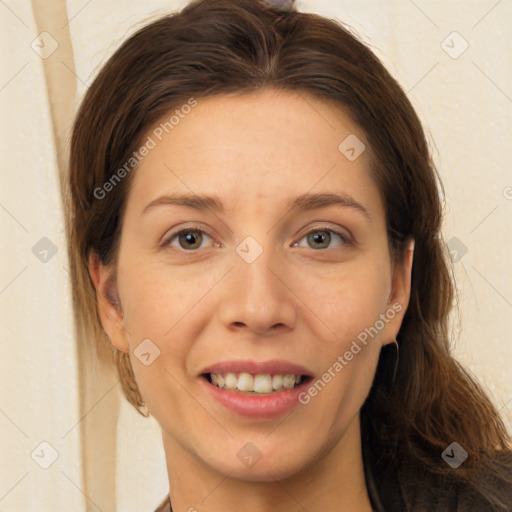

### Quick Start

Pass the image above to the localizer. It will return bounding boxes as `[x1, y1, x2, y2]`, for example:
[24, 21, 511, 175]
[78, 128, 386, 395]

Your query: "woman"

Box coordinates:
[65, 0, 512, 510]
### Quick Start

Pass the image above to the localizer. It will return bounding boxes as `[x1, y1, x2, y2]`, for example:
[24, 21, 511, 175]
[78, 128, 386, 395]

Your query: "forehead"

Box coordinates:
[126, 88, 383, 218]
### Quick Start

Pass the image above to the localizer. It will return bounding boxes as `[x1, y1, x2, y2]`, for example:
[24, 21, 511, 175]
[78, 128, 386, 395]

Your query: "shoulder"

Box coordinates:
[154, 495, 171, 512]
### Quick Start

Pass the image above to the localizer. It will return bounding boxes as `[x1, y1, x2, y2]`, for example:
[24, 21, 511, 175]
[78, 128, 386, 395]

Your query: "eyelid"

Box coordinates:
[298, 224, 352, 242]
[292, 226, 351, 249]
[160, 222, 353, 250]
[160, 223, 218, 248]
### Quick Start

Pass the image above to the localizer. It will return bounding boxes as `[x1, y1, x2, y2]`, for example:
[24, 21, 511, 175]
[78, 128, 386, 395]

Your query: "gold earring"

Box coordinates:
[391, 338, 399, 383]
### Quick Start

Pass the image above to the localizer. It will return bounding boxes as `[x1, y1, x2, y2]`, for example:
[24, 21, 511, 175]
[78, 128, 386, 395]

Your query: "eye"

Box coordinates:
[293, 228, 349, 250]
[162, 228, 216, 251]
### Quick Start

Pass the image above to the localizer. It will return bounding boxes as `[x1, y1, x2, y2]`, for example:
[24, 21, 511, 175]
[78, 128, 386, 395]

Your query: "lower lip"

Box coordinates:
[201, 377, 310, 418]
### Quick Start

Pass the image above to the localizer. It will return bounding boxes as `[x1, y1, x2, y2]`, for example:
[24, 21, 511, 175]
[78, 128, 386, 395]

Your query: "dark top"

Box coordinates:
[153, 432, 512, 511]
[153, 465, 510, 512]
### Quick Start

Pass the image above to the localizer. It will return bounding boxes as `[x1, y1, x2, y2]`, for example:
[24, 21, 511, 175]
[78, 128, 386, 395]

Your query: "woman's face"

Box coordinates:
[91, 88, 412, 481]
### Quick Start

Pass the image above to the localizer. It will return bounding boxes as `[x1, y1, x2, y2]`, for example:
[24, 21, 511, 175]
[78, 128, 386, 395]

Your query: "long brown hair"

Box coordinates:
[65, 0, 512, 508]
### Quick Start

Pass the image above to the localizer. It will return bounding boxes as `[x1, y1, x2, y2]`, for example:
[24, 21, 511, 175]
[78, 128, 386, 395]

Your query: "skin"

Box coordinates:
[89, 88, 414, 512]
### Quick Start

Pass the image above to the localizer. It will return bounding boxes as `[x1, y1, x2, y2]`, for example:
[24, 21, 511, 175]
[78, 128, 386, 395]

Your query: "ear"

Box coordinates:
[88, 252, 130, 353]
[381, 239, 415, 346]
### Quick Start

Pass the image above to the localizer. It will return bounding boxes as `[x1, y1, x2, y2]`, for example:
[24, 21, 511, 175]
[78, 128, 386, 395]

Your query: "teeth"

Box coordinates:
[225, 372, 238, 390]
[208, 372, 304, 394]
[237, 372, 254, 392]
[283, 374, 296, 389]
[272, 374, 283, 390]
[254, 374, 272, 393]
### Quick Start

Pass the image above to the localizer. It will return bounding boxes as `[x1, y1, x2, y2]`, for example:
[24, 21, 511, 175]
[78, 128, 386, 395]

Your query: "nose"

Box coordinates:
[217, 246, 298, 336]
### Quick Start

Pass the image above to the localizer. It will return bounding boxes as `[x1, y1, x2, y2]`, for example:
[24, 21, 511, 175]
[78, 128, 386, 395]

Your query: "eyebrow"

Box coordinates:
[142, 192, 371, 220]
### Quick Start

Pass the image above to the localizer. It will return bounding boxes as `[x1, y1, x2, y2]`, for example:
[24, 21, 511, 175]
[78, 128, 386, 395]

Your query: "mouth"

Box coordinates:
[202, 372, 311, 394]
[198, 360, 314, 418]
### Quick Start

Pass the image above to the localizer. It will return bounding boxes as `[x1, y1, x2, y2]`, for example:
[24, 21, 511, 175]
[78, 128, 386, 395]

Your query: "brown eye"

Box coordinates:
[163, 228, 215, 251]
[178, 230, 203, 250]
[307, 230, 331, 249]
[294, 228, 350, 250]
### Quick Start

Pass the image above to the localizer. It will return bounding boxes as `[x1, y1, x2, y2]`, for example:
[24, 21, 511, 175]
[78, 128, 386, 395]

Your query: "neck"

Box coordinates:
[162, 414, 374, 512]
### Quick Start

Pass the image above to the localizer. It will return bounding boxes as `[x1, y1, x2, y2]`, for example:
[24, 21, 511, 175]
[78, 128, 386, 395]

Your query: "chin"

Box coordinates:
[212, 458, 306, 483]
[202, 440, 311, 482]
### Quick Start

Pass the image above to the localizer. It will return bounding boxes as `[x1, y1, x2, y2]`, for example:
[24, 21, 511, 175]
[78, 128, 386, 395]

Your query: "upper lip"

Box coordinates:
[200, 359, 314, 377]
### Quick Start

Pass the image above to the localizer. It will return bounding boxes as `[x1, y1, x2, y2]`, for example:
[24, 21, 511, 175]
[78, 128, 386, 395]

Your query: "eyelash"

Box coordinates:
[161, 226, 351, 251]
[294, 228, 350, 249]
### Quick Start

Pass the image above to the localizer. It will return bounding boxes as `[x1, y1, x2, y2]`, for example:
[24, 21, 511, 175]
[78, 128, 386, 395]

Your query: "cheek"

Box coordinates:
[289, 258, 390, 416]
[117, 262, 223, 401]
[118, 266, 205, 413]
[291, 256, 391, 342]
[299, 269, 388, 426]
[119, 259, 217, 334]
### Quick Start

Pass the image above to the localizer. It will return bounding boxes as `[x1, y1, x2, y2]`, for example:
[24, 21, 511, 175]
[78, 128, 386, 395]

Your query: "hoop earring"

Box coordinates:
[390, 338, 399, 384]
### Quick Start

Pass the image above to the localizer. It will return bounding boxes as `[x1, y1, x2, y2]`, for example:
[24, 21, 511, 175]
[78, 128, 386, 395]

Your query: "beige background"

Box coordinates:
[1, 1, 511, 511]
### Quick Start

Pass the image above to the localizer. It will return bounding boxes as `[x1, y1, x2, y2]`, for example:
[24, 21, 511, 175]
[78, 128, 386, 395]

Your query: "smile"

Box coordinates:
[198, 360, 314, 418]
[205, 372, 307, 394]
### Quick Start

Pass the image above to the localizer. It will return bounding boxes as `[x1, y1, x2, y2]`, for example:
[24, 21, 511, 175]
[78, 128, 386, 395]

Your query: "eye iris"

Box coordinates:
[178, 230, 202, 250]
[307, 230, 330, 249]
